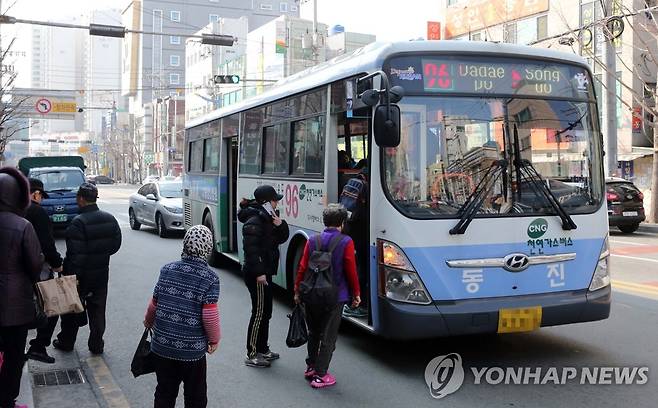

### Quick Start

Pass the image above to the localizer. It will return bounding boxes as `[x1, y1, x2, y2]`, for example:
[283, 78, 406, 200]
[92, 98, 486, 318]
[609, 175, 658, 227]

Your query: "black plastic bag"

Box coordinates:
[286, 304, 308, 348]
[131, 328, 156, 377]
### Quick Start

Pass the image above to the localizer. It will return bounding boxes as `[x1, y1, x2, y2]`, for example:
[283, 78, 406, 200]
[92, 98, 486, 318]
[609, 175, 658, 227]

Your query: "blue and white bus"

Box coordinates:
[183, 41, 610, 339]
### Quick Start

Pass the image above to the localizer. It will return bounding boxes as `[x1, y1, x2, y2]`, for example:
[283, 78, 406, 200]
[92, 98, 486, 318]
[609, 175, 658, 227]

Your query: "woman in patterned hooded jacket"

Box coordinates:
[143, 225, 220, 408]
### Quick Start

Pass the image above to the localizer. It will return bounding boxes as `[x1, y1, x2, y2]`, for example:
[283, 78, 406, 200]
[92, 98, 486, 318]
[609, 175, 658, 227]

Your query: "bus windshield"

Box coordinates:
[382, 96, 603, 219]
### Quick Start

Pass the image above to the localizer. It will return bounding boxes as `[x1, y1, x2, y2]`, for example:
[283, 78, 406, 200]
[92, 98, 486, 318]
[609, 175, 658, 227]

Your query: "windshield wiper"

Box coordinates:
[47, 188, 74, 193]
[512, 125, 577, 231]
[450, 159, 507, 235]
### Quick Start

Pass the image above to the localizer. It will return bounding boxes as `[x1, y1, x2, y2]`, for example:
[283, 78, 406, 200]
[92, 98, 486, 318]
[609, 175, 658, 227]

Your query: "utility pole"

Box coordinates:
[603, 0, 618, 177]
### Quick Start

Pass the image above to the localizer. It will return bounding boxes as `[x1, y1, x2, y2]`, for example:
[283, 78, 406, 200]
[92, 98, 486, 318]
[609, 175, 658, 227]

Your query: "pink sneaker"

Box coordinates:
[310, 373, 336, 388]
[304, 366, 316, 380]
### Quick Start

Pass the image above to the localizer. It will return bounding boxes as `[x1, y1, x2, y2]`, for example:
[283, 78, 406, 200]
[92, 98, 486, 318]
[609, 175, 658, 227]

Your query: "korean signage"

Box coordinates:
[445, 0, 549, 39]
[427, 21, 441, 40]
[386, 55, 594, 100]
[632, 107, 642, 133]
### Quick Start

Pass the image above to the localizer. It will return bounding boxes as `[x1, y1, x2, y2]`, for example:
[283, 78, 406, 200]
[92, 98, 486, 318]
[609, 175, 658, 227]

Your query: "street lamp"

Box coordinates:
[0, 15, 237, 46]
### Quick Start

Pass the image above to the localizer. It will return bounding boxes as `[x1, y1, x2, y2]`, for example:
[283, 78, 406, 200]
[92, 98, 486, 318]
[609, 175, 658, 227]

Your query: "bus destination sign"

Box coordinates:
[386, 56, 593, 99]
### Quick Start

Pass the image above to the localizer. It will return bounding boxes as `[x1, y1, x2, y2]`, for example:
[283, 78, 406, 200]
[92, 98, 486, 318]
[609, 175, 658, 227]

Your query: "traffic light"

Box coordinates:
[213, 75, 240, 84]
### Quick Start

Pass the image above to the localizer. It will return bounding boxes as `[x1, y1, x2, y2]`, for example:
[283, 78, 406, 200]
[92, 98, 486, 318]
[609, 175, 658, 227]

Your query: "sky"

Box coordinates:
[1, 0, 441, 87]
[2, 0, 440, 40]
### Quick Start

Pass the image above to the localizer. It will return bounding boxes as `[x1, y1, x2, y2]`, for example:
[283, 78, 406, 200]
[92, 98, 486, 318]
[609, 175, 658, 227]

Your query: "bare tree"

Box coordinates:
[0, 37, 30, 162]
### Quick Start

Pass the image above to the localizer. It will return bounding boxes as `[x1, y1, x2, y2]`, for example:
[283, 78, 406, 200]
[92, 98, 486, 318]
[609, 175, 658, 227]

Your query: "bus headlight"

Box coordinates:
[378, 240, 431, 305]
[589, 235, 610, 291]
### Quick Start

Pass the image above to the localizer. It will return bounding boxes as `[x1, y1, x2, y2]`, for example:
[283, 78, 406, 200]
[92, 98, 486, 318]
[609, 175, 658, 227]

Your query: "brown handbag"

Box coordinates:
[35, 275, 84, 317]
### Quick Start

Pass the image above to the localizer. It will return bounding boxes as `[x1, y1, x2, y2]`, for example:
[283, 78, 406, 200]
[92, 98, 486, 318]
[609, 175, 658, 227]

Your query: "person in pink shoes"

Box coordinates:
[294, 204, 361, 389]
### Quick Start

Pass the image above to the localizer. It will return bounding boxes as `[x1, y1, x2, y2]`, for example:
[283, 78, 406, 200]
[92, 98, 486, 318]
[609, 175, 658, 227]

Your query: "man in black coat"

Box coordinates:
[238, 185, 289, 368]
[54, 183, 122, 355]
[25, 178, 64, 364]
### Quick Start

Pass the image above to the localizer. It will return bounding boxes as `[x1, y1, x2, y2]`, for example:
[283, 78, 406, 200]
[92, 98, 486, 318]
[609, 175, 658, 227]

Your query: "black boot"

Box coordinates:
[26, 346, 56, 364]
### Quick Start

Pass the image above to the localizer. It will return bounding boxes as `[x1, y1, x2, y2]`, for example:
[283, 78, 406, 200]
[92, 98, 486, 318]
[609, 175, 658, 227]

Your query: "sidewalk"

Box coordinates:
[639, 222, 658, 234]
[24, 337, 101, 408]
[17, 363, 34, 408]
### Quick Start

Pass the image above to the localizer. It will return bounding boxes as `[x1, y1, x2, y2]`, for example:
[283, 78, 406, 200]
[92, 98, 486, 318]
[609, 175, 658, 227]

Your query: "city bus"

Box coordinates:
[183, 41, 610, 339]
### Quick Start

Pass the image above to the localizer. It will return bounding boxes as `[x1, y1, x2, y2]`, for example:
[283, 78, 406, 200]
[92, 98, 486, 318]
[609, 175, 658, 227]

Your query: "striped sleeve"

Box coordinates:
[144, 297, 157, 328]
[202, 304, 221, 344]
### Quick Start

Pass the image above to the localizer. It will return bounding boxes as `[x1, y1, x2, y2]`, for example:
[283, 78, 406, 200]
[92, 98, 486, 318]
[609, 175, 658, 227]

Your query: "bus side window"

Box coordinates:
[292, 116, 324, 176]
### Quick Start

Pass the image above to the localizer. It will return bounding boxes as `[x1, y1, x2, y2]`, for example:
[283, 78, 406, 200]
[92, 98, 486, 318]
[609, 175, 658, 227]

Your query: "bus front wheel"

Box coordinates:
[203, 215, 222, 267]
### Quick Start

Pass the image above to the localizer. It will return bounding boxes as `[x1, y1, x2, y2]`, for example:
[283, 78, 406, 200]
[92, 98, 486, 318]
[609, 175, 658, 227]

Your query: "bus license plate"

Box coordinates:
[52, 214, 67, 223]
[622, 211, 638, 217]
[497, 306, 542, 333]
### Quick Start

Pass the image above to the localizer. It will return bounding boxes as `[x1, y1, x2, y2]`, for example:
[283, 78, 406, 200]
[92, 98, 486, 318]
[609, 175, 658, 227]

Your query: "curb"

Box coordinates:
[638, 223, 658, 234]
[17, 361, 35, 408]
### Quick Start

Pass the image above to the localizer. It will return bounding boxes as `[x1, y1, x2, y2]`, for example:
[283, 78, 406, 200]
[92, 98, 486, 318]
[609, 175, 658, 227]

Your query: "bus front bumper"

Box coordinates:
[377, 285, 611, 340]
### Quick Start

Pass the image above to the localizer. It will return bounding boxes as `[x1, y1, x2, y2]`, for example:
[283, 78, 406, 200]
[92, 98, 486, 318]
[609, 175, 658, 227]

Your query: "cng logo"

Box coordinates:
[527, 218, 548, 239]
[424, 353, 465, 399]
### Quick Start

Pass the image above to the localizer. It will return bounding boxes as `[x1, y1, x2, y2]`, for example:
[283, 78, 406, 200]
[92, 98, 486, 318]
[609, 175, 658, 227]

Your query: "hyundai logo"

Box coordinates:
[503, 253, 530, 272]
[55, 205, 65, 212]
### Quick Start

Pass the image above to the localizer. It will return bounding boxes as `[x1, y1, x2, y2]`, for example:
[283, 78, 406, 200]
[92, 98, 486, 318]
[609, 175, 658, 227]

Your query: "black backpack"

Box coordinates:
[299, 234, 344, 306]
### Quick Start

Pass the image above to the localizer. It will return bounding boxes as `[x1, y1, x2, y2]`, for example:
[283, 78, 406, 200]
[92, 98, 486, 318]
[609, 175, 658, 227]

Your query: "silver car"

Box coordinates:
[128, 181, 184, 238]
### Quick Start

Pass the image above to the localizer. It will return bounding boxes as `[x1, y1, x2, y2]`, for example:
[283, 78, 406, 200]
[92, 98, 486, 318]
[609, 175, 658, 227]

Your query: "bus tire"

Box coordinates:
[203, 215, 222, 267]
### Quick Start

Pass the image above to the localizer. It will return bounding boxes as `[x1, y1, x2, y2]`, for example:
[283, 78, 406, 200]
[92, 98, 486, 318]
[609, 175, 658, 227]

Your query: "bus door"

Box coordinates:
[337, 107, 371, 321]
[227, 136, 239, 252]
[337, 108, 370, 198]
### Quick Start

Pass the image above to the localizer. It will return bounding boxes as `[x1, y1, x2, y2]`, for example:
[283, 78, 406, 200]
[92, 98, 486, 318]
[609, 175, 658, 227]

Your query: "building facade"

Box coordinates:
[185, 18, 249, 122]
[122, 0, 298, 173]
[438, 0, 657, 193]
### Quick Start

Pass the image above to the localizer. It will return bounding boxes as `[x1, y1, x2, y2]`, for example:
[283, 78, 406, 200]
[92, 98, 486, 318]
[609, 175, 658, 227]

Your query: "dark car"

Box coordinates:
[94, 175, 116, 184]
[606, 177, 645, 233]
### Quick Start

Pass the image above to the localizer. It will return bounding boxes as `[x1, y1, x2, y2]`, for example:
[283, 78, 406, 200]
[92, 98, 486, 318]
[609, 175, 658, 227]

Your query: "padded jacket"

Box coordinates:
[238, 201, 289, 280]
[0, 167, 43, 327]
[26, 201, 63, 270]
[64, 204, 122, 294]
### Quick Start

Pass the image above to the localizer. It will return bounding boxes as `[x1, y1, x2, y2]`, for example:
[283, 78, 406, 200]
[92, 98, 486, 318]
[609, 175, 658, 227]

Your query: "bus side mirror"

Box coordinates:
[374, 104, 400, 148]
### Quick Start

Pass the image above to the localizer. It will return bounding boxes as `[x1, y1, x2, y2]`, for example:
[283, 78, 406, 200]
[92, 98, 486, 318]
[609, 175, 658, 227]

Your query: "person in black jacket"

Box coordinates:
[54, 183, 122, 355]
[238, 185, 289, 368]
[0, 167, 42, 408]
[25, 178, 64, 364]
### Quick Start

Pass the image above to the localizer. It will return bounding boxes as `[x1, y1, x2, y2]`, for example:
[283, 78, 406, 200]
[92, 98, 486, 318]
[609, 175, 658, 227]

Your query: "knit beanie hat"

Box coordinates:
[182, 225, 213, 259]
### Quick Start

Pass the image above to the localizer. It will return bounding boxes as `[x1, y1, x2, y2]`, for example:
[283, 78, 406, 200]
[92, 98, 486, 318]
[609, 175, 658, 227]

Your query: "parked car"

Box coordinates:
[143, 175, 160, 184]
[606, 177, 645, 233]
[93, 175, 116, 184]
[128, 181, 184, 238]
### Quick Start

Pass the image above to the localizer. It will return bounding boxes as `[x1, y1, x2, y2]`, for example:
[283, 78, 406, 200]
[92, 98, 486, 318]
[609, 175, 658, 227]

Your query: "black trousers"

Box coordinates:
[0, 325, 28, 408]
[154, 354, 207, 408]
[305, 303, 344, 377]
[57, 287, 107, 352]
[29, 315, 59, 350]
[245, 275, 273, 359]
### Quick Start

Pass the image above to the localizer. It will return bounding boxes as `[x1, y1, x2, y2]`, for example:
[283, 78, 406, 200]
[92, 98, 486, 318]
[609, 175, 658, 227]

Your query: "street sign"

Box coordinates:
[52, 102, 78, 113]
[35, 98, 52, 114]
